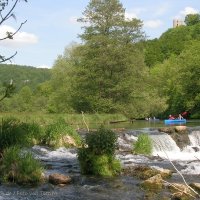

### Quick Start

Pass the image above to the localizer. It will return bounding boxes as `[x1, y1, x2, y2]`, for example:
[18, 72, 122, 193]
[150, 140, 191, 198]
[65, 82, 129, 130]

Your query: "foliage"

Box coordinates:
[133, 133, 152, 155]
[0, 64, 51, 92]
[63, 0, 148, 114]
[85, 126, 117, 155]
[150, 40, 200, 117]
[43, 118, 81, 148]
[0, 79, 15, 102]
[0, 146, 44, 185]
[185, 14, 200, 26]
[0, 64, 51, 112]
[0, 117, 43, 150]
[145, 26, 192, 67]
[77, 126, 121, 176]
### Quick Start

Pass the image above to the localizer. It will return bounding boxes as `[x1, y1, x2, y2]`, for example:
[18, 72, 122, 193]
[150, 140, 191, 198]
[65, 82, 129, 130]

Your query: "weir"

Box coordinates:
[149, 130, 200, 161]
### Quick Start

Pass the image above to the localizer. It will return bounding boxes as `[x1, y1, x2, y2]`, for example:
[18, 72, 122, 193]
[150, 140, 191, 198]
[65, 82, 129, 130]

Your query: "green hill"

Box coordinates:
[0, 64, 51, 91]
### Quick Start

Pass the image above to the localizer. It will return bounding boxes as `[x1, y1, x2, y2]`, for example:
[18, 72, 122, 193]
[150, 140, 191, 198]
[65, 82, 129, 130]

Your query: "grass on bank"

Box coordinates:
[0, 112, 128, 128]
[0, 117, 43, 150]
[0, 146, 44, 185]
[133, 133, 153, 156]
[43, 118, 81, 148]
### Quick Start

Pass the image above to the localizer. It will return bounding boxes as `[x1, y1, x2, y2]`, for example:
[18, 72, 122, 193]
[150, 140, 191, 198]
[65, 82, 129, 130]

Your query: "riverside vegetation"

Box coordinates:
[0, 117, 152, 184]
[0, 116, 199, 199]
[0, 117, 81, 185]
[2, 2, 200, 119]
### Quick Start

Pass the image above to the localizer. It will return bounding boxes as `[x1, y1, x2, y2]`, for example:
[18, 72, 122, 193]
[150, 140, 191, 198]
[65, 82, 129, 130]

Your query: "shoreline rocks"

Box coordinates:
[49, 173, 71, 186]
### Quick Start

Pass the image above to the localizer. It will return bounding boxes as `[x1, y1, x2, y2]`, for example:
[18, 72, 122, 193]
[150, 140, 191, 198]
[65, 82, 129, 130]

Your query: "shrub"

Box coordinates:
[0, 117, 43, 150]
[85, 126, 117, 156]
[133, 133, 153, 155]
[91, 155, 121, 177]
[0, 146, 44, 185]
[43, 118, 81, 148]
[77, 126, 121, 177]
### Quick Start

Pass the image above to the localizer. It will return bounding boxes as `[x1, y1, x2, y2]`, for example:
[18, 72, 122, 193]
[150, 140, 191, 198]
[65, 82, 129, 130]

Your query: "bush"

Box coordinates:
[133, 133, 153, 155]
[0, 146, 44, 185]
[91, 155, 121, 177]
[85, 126, 117, 156]
[77, 126, 121, 177]
[0, 117, 43, 150]
[43, 118, 81, 148]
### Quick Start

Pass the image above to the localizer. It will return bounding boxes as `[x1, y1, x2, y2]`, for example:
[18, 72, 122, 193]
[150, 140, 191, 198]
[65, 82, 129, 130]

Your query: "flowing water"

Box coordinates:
[1, 122, 200, 199]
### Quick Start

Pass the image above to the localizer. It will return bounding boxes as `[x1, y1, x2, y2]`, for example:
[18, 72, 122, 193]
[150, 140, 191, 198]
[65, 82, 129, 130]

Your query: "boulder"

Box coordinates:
[141, 174, 163, 192]
[168, 183, 197, 199]
[122, 165, 172, 179]
[152, 167, 172, 179]
[49, 173, 71, 185]
[189, 182, 200, 193]
[158, 127, 175, 134]
[175, 126, 187, 132]
[62, 135, 77, 147]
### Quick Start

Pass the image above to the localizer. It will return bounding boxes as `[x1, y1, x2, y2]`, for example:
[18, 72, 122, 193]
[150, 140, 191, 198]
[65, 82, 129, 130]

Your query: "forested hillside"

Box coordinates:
[145, 14, 200, 118]
[0, 64, 51, 91]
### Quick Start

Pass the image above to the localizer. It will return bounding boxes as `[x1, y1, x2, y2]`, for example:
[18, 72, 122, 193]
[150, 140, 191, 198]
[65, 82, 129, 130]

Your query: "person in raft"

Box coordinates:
[169, 114, 175, 120]
[178, 114, 183, 120]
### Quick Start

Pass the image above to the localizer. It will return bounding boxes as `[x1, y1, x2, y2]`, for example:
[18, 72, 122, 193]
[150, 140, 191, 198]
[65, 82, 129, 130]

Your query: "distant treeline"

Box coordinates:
[0, 64, 51, 91]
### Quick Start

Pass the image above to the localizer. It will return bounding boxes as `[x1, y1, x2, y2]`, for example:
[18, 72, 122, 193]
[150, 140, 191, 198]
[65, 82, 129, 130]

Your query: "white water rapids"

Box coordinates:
[118, 129, 200, 175]
[29, 128, 200, 176]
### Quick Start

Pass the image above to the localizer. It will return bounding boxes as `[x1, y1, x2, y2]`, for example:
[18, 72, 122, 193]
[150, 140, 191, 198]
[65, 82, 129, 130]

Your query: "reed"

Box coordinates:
[133, 133, 153, 155]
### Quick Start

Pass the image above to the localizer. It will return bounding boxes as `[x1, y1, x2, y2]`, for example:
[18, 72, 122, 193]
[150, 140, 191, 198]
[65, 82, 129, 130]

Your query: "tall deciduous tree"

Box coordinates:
[70, 0, 148, 116]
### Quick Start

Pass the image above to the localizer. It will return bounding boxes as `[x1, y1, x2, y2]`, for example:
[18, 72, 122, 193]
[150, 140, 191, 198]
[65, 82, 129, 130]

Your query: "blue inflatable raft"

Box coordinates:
[164, 119, 186, 124]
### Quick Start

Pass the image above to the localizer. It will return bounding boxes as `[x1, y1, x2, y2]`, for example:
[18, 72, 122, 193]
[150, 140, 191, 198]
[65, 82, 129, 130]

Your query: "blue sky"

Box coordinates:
[0, 0, 199, 68]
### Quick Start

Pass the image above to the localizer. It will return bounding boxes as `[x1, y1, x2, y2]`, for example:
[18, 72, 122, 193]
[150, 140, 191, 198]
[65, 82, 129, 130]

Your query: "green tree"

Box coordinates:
[49, 44, 77, 113]
[16, 86, 33, 111]
[144, 39, 164, 67]
[185, 14, 200, 26]
[70, 0, 147, 115]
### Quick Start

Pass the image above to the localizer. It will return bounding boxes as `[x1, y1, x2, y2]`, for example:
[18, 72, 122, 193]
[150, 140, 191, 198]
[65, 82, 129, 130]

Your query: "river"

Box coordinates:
[0, 120, 200, 200]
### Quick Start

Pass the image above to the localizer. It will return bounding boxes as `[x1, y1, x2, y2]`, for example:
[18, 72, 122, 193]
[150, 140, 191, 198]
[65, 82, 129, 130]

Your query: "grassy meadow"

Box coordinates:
[0, 112, 128, 129]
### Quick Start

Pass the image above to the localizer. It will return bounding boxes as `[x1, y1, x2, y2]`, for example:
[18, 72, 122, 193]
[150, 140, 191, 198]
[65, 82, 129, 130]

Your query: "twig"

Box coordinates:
[81, 111, 89, 132]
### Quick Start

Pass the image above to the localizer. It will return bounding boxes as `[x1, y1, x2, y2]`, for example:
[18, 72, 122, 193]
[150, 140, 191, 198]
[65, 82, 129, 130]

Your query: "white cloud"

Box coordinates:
[0, 25, 38, 48]
[175, 7, 199, 19]
[125, 12, 138, 19]
[69, 16, 79, 24]
[144, 20, 163, 28]
[37, 65, 51, 69]
[125, 8, 146, 20]
[180, 7, 199, 16]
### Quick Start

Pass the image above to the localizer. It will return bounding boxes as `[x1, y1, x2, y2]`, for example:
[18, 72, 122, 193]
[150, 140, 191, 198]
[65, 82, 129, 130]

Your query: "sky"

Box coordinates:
[0, 0, 199, 69]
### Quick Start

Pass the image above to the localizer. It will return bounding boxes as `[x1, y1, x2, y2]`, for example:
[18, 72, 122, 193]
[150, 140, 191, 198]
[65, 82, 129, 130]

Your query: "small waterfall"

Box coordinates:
[188, 130, 200, 147]
[148, 130, 200, 161]
[150, 133, 180, 153]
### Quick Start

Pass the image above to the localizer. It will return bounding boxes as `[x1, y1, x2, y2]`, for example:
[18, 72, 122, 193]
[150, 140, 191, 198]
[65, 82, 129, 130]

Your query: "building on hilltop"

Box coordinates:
[173, 19, 185, 28]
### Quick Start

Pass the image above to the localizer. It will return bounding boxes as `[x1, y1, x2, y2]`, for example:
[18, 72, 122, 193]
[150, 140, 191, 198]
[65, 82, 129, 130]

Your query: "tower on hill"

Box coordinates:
[173, 19, 184, 28]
